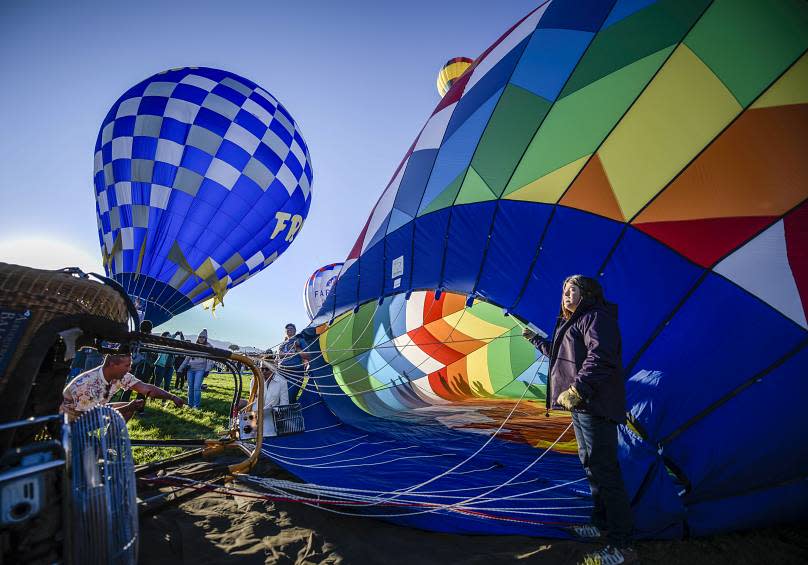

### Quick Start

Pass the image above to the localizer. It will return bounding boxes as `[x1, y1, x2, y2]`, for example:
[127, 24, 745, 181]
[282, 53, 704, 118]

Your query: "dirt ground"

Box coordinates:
[138, 460, 808, 565]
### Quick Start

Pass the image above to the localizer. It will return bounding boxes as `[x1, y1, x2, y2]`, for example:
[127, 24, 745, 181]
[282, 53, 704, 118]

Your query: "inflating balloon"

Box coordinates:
[304, 262, 343, 320]
[275, 0, 808, 539]
[437, 57, 473, 97]
[93, 67, 312, 325]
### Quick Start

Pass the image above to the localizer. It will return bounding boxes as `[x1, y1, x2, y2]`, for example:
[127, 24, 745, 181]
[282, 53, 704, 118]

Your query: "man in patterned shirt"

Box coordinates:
[60, 353, 184, 422]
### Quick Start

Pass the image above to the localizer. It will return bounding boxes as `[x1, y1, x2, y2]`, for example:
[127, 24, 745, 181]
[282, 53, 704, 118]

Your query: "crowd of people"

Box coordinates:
[59, 323, 312, 423]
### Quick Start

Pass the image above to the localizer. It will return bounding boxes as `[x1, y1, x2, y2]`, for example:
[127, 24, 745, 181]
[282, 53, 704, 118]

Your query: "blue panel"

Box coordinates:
[686, 478, 808, 537]
[515, 207, 623, 333]
[632, 273, 807, 441]
[443, 35, 529, 140]
[390, 149, 438, 220]
[537, 0, 615, 32]
[603, 0, 657, 29]
[358, 242, 385, 306]
[444, 202, 497, 294]
[601, 226, 702, 365]
[411, 209, 451, 290]
[511, 29, 593, 101]
[386, 294, 409, 339]
[419, 88, 503, 213]
[476, 201, 552, 310]
[384, 223, 415, 295]
[666, 347, 808, 503]
[386, 208, 414, 235]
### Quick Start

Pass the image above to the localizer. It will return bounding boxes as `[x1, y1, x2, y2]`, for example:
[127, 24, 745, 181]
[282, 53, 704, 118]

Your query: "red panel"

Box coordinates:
[407, 326, 465, 366]
[634, 216, 777, 268]
[784, 201, 808, 317]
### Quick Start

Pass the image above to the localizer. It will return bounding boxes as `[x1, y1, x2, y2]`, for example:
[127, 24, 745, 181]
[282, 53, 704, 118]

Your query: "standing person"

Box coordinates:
[172, 332, 188, 391]
[153, 332, 175, 392]
[277, 323, 310, 400]
[522, 275, 636, 564]
[178, 329, 213, 409]
[60, 352, 184, 422]
[239, 357, 289, 437]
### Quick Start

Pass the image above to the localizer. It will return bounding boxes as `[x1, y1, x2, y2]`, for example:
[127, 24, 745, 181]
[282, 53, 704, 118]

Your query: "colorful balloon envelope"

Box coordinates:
[299, 0, 808, 539]
[304, 262, 344, 319]
[93, 67, 312, 325]
[437, 57, 473, 97]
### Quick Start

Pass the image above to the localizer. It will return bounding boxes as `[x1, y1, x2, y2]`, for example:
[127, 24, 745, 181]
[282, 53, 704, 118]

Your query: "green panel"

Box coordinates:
[350, 301, 378, 353]
[417, 169, 466, 216]
[504, 47, 673, 195]
[470, 84, 551, 195]
[561, 0, 711, 97]
[469, 300, 514, 326]
[333, 365, 372, 413]
[509, 334, 539, 378]
[485, 334, 515, 391]
[454, 167, 497, 205]
[324, 313, 359, 365]
[684, 0, 808, 106]
[496, 380, 546, 401]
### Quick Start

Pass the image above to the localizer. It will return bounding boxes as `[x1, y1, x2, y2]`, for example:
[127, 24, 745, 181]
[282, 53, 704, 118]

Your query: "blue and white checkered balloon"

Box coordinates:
[93, 67, 312, 325]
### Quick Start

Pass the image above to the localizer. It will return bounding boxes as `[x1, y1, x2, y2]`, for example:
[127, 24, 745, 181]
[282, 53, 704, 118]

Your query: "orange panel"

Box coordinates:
[560, 154, 625, 221]
[635, 104, 808, 223]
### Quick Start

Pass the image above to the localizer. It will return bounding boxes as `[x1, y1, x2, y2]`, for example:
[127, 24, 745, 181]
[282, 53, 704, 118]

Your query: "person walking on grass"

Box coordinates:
[178, 329, 213, 409]
[523, 275, 636, 565]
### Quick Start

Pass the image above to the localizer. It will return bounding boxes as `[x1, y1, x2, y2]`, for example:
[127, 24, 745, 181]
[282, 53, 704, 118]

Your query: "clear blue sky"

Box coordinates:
[0, 0, 536, 349]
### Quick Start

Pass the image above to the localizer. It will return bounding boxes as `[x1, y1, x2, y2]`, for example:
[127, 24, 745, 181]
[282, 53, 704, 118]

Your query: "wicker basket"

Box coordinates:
[0, 262, 130, 392]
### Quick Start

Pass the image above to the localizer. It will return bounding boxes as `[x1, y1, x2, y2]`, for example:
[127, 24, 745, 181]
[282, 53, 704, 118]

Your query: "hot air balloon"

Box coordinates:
[304, 262, 344, 319]
[93, 67, 312, 326]
[257, 0, 808, 539]
[437, 57, 473, 97]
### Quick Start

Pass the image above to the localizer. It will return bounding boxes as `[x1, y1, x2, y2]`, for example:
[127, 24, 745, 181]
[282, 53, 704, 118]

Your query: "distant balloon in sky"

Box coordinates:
[437, 57, 473, 97]
[304, 262, 343, 320]
[93, 67, 312, 326]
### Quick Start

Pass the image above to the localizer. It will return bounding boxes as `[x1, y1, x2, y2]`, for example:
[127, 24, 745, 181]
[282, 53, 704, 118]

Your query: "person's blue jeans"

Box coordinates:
[187, 369, 206, 408]
[571, 411, 634, 548]
[154, 365, 173, 391]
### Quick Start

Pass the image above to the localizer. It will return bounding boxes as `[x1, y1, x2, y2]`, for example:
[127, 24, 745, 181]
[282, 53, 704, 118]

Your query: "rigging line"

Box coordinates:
[262, 439, 398, 461]
[248, 473, 588, 504]
[264, 444, 418, 467]
[337, 359, 546, 504]
[238, 475, 587, 523]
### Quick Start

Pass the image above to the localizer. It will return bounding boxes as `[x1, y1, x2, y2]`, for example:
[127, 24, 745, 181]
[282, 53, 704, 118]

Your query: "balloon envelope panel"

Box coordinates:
[304, 262, 344, 319]
[300, 0, 808, 537]
[94, 67, 312, 325]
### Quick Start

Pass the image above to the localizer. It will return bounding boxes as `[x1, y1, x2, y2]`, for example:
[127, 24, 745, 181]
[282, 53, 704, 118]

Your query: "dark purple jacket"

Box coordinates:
[531, 300, 626, 424]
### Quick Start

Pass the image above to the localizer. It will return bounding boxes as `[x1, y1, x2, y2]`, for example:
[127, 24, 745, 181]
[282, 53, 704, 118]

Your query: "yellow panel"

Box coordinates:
[465, 345, 493, 394]
[752, 52, 808, 109]
[598, 45, 742, 219]
[503, 155, 590, 203]
[441, 309, 510, 341]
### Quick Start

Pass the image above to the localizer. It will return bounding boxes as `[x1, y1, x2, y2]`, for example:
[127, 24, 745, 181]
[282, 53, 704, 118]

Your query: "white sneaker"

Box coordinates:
[568, 524, 603, 539]
[580, 545, 638, 565]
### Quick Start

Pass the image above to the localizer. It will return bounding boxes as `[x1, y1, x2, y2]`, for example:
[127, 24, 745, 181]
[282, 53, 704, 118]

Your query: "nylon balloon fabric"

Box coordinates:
[94, 67, 312, 325]
[304, 262, 343, 320]
[273, 0, 808, 538]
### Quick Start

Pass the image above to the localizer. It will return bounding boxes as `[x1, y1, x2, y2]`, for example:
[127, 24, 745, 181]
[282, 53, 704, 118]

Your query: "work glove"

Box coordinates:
[557, 386, 584, 411]
[521, 327, 537, 341]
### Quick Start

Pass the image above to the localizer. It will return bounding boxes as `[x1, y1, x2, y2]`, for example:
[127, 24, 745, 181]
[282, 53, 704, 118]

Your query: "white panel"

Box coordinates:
[413, 102, 456, 152]
[410, 375, 451, 404]
[361, 163, 407, 253]
[715, 220, 807, 328]
[405, 290, 426, 329]
[464, 3, 547, 92]
[114, 182, 132, 205]
[149, 184, 172, 209]
[393, 333, 445, 374]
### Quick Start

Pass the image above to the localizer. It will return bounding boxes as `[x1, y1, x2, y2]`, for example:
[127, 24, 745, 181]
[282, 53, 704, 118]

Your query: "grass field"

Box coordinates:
[125, 370, 249, 464]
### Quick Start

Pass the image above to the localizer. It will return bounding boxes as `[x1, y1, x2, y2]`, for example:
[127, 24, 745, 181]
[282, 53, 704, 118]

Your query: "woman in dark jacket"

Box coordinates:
[523, 275, 635, 562]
